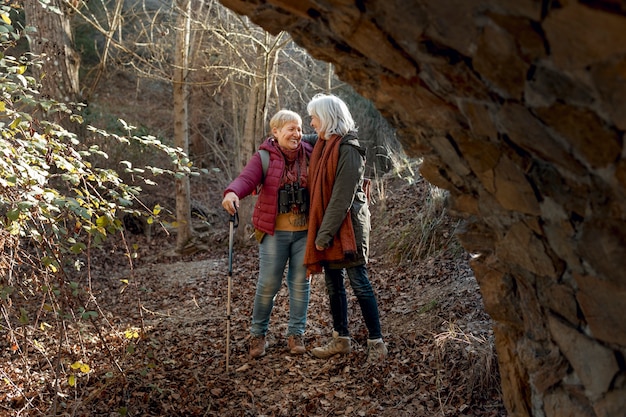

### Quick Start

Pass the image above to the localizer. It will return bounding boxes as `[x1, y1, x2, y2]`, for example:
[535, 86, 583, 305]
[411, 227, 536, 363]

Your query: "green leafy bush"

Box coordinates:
[0, 4, 199, 411]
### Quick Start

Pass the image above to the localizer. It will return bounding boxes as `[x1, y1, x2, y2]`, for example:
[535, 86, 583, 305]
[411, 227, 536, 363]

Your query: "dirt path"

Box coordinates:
[81, 231, 505, 417]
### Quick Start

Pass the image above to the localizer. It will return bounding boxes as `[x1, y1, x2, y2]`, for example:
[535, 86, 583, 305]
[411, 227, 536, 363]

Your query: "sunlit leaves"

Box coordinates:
[41, 256, 59, 273]
[0, 11, 210, 406]
[1, 103, 170, 257]
[0, 9, 13, 43]
[125, 328, 141, 355]
[70, 361, 91, 374]
[124, 328, 140, 339]
[68, 361, 91, 387]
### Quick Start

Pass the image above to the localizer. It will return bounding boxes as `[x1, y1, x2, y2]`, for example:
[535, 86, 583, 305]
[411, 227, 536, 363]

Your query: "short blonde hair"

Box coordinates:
[270, 109, 302, 131]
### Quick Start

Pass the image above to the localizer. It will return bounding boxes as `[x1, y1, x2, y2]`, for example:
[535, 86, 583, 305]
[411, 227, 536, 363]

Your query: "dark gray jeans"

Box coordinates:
[323, 264, 382, 340]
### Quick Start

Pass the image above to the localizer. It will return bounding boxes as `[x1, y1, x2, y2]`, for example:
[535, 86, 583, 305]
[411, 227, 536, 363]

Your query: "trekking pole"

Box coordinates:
[226, 209, 238, 372]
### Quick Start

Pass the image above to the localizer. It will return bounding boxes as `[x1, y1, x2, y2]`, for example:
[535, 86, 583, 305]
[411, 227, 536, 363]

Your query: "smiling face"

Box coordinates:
[273, 120, 303, 151]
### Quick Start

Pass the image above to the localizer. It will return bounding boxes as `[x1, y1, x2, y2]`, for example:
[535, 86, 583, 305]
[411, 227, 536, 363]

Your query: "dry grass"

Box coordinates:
[374, 161, 463, 263]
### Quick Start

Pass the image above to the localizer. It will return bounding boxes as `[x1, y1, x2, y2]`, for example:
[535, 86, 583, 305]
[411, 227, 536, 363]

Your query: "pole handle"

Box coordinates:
[229, 210, 239, 227]
[227, 210, 238, 275]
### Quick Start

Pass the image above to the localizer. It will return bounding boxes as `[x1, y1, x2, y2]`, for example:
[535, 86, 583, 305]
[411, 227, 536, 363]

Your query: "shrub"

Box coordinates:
[0, 5, 198, 412]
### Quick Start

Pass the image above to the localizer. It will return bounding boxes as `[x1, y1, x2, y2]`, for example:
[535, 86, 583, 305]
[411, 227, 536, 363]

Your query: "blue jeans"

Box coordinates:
[323, 264, 382, 339]
[251, 230, 310, 337]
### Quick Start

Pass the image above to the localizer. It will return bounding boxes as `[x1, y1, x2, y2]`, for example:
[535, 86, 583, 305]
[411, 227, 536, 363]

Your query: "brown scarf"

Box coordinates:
[304, 135, 357, 275]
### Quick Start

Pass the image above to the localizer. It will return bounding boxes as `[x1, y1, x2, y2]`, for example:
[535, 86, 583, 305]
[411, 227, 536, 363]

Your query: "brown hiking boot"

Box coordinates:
[366, 338, 388, 363]
[311, 331, 351, 359]
[287, 335, 306, 355]
[249, 335, 267, 358]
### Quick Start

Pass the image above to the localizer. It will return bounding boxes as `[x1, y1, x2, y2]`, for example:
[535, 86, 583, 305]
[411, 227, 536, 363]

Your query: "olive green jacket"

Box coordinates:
[306, 132, 370, 268]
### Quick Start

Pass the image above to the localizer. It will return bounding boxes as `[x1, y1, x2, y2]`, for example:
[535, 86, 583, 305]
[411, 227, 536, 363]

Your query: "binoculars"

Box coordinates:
[278, 183, 308, 214]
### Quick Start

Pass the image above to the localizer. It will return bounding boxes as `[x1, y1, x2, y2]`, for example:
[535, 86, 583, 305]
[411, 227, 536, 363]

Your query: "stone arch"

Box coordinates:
[218, 1, 626, 416]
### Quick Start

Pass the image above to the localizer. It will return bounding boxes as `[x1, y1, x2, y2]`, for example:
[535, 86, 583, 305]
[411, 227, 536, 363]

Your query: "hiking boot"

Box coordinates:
[366, 338, 388, 363]
[249, 335, 267, 358]
[287, 335, 306, 355]
[311, 331, 351, 359]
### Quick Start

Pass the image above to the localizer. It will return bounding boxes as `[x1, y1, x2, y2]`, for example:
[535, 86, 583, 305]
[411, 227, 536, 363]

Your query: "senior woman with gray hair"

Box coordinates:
[303, 93, 387, 364]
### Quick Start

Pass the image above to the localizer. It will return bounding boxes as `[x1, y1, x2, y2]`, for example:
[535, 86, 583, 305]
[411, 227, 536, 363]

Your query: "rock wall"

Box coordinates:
[217, 1, 626, 416]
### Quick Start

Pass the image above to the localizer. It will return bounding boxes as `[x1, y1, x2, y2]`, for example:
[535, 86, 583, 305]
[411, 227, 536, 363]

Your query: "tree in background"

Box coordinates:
[173, 0, 194, 251]
[66, 0, 400, 170]
[23, 0, 80, 111]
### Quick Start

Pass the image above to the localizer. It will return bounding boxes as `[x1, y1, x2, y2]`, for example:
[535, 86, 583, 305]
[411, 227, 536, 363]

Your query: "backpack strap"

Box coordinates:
[259, 149, 269, 181]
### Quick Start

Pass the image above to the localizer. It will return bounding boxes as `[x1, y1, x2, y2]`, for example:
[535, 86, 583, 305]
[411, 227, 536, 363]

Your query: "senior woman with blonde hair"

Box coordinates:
[303, 93, 387, 364]
[222, 109, 313, 358]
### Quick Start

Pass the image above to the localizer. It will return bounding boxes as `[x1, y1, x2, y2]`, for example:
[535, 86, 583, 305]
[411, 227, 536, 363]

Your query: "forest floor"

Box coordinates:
[1, 169, 507, 416]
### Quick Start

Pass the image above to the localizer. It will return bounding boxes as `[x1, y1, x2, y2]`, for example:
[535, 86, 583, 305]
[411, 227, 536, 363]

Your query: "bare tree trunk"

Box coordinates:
[24, 0, 80, 122]
[326, 62, 333, 92]
[234, 77, 261, 241]
[173, 0, 193, 251]
[242, 78, 261, 161]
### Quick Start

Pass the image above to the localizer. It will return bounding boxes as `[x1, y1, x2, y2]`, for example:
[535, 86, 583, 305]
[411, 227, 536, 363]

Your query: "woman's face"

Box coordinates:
[310, 114, 324, 139]
[273, 120, 302, 151]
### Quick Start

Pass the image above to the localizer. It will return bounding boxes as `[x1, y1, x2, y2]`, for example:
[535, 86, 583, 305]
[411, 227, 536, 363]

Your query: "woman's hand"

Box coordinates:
[222, 192, 239, 215]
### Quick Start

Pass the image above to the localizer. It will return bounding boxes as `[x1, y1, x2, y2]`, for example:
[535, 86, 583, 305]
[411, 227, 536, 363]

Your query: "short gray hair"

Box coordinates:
[307, 93, 356, 137]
